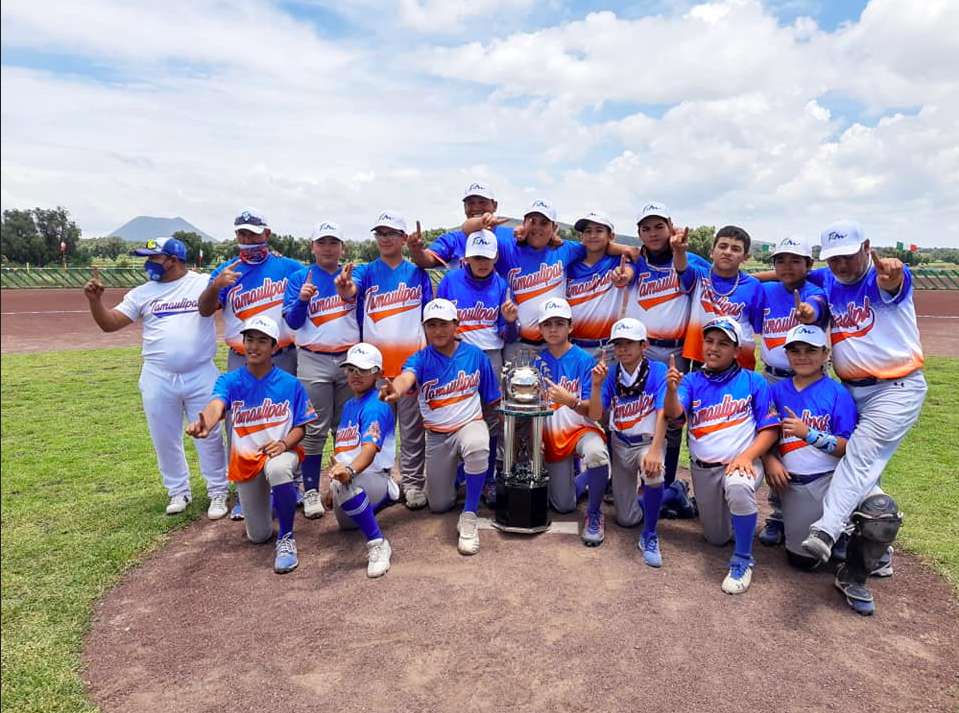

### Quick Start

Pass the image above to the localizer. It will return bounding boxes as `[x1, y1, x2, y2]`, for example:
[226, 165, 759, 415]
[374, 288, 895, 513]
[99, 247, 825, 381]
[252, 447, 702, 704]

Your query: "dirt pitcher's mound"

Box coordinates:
[85, 499, 959, 713]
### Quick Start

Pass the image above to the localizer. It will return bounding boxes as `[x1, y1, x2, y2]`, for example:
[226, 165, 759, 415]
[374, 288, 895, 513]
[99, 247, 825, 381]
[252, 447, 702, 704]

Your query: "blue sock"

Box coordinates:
[302, 454, 323, 492]
[585, 465, 608, 516]
[732, 512, 758, 561]
[271, 482, 298, 540]
[342, 490, 383, 541]
[574, 470, 590, 499]
[464, 471, 485, 513]
[642, 484, 665, 537]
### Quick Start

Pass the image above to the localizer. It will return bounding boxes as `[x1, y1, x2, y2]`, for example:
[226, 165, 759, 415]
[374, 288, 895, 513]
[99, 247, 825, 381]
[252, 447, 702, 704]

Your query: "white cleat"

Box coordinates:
[367, 538, 392, 578]
[721, 561, 754, 595]
[303, 489, 325, 519]
[206, 494, 229, 520]
[404, 485, 427, 510]
[165, 494, 191, 515]
[457, 511, 480, 556]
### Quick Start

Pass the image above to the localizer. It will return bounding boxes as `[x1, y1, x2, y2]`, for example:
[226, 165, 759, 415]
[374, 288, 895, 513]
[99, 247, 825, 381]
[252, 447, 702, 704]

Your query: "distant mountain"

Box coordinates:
[109, 216, 214, 242]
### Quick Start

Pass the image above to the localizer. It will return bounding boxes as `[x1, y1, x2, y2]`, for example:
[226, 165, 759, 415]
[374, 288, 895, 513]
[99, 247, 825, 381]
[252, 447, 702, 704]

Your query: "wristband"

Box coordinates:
[804, 428, 838, 454]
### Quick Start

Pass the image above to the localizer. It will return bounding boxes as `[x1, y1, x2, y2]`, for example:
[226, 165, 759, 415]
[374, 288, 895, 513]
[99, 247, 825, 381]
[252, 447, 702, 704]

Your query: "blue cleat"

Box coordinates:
[639, 533, 663, 567]
[581, 512, 605, 547]
[835, 564, 875, 615]
[273, 534, 299, 574]
[758, 518, 785, 547]
[230, 500, 245, 521]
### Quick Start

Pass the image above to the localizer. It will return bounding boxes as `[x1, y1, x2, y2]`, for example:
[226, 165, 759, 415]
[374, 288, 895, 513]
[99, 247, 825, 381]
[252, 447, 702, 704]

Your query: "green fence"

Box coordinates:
[2, 265, 958, 290]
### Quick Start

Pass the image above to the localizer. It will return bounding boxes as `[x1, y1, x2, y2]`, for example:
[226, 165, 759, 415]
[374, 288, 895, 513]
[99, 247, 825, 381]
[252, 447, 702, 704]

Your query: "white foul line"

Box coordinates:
[1, 310, 89, 315]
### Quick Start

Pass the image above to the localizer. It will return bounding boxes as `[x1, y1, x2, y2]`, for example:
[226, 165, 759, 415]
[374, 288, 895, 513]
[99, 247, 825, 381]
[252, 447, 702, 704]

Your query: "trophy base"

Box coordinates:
[492, 479, 551, 534]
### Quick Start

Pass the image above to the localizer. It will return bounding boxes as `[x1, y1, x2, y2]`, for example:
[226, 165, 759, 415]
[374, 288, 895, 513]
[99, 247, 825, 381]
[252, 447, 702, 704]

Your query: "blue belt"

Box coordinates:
[764, 364, 794, 378]
[648, 338, 683, 348]
[573, 338, 605, 348]
[791, 470, 833, 485]
[614, 432, 653, 446]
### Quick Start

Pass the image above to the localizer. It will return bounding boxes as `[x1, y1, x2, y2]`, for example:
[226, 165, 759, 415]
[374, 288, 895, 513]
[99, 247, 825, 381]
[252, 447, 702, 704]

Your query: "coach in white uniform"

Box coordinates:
[83, 237, 228, 518]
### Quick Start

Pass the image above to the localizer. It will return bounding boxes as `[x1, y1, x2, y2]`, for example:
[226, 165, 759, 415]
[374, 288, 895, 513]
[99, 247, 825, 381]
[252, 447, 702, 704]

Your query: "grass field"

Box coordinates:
[1, 348, 957, 713]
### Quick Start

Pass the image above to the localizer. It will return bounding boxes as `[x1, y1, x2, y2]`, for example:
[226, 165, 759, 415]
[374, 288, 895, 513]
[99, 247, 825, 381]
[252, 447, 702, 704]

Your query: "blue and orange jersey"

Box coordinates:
[352, 258, 433, 377]
[402, 341, 501, 433]
[437, 266, 518, 350]
[600, 359, 667, 438]
[758, 281, 829, 371]
[770, 375, 857, 476]
[427, 224, 516, 270]
[282, 264, 360, 353]
[210, 254, 303, 353]
[677, 366, 780, 464]
[566, 254, 629, 342]
[496, 240, 587, 342]
[683, 269, 764, 369]
[806, 266, 924, 382]
[534, 345, 605, 462]
[333, 388, 396, 473]
[213, 366, 317, 482]
[626, 251, 709, 341]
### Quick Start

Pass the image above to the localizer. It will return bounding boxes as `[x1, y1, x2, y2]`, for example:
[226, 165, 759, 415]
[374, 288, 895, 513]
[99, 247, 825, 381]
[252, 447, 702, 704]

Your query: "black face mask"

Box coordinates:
[614, 358, 650, 398]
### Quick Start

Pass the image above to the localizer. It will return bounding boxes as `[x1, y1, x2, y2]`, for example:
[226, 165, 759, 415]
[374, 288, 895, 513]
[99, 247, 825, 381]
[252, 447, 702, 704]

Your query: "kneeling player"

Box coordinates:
[764, 325, 897, 615]
[599, 318, 669, 566]
[380, 299, 500, 555]
[664, 317, 780, 594]
[327, 343, 400, 578]
[187, 316, 316, 574]
[533, 299, 610, 547]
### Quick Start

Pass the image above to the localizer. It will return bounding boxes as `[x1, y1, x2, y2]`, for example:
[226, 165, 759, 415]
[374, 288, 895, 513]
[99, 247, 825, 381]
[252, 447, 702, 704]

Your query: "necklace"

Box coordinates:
[641, 247, 675, 275]
[708, 270, 740, 298]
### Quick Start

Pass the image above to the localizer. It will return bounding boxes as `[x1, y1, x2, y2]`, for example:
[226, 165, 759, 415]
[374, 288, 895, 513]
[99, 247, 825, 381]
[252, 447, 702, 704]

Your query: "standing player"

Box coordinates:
[83, 237, 228, 519]
[186, 316, 316, 574]
[283, 221, 359, 519]
[664, 317, 780, 594]
[328, 343, 399, 578]
[754, 236, 828, 547]
[566, 211, 633, 359]
[626, 203, 707, 519]
[795, 221, 922, 600]
[334, 211, 433, 509]
[379, 299, 500, 555]
[598, 318, 669, 566]
[533, 299, 610, 547]
[683, 226, 764, 370]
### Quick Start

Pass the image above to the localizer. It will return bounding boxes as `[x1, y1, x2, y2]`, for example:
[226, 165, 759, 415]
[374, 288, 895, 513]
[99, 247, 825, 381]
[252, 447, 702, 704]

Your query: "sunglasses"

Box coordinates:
[344, 365, 377, 376]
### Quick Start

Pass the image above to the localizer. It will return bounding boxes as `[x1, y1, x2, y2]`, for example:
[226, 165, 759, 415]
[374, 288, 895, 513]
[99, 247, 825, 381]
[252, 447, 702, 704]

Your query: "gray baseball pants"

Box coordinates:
[610, 436, 665, 527]
[330, 468, 397, 530]
[690, 460, 765, 546]
[645, 345, 689, 482]
[423, 420, 490, 512]
[296, 349, 351, 457]
[235, 452, 299, 543]
[484, 348, 504, 463]
[546, 431, 609, 513]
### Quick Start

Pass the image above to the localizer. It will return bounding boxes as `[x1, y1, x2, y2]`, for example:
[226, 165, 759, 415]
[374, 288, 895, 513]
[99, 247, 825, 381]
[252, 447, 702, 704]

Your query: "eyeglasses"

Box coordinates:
[344, 365, 376, 376]
[372, 229, 404, 240]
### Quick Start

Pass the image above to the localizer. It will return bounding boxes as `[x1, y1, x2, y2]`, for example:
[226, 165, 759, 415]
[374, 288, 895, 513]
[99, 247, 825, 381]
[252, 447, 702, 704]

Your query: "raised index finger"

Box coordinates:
[226, 259, 242, 272]
[783, 405, 799, 419]
[92, 266, 101, 281]
[794, 289, 802, 310]
[669, 354, 676, 370]
[870, 250, 883, 269]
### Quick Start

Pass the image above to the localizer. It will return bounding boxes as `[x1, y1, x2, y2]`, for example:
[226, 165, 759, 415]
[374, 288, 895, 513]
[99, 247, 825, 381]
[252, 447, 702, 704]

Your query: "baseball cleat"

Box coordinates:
[801, 528, 834, 565]
[457, 511, 480, 555]
[870, 546, 894, 578]
[721, 558, 754, 595]
[660, 480, 698, 519]
[835, 564, 875, 616]
[229, 500, 245, 521]
[603, 480, 614, 505]
[758, 518, 785, 547]
[404, 485, 428, 510]
[481, 481, 497, 508]
[639, 533, 663, 568]
[366, 538, 392, 578]
[273, 534, 299, 574]
[581, 512, 605, 547]
[165, 494, 191, 515]
[207, 494, 229, 520]
[302, 489, 325, 519]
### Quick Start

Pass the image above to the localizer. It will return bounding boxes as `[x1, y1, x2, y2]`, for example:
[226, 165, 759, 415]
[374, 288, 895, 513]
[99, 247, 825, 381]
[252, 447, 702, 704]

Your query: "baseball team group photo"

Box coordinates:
[2, 2, 958, 712]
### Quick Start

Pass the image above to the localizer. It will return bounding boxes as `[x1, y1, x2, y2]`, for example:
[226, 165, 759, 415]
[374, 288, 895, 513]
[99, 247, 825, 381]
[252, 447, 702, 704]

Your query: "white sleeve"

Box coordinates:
[114, 285, 146, 321]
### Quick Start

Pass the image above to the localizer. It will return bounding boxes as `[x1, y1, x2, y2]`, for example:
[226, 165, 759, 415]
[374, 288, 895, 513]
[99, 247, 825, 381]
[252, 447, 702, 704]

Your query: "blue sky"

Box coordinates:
[2, 0, 956, 246]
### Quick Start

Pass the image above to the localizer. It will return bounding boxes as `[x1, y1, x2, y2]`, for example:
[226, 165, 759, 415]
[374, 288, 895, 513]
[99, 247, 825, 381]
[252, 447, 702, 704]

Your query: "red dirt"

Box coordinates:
[2, 288, 956, 355]
[83, 487, 959, 713]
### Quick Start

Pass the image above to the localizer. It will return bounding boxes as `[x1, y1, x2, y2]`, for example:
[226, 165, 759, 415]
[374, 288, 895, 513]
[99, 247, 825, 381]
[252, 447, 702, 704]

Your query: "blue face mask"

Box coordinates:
[144, 259, 167, 281]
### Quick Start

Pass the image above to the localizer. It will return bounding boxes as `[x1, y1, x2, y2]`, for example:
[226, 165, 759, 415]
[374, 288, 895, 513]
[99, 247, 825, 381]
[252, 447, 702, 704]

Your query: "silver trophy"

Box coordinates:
[492, 349, 552, 533]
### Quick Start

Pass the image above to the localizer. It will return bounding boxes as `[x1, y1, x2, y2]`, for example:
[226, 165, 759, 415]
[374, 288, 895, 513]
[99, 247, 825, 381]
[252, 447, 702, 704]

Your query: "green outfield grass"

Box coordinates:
[1, 349, 957, 712]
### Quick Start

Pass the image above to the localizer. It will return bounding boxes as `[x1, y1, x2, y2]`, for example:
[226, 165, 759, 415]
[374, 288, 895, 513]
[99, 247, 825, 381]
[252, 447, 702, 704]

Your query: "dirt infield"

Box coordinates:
[84, 490, 959, 713]
[2, 288, 955, 356]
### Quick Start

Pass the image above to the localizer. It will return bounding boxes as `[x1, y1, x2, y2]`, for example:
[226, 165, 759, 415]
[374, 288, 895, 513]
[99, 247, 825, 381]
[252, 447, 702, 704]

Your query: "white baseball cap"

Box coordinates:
[311, 220, 343, 241]
[820, 220, 866, 260]
[525, 199, 557, 223]
[463, 181, 496, 201]
[574, 210, 615, 233]
[465, 230, 498, 259]
[341, 343, 384, 371]
[784, 324, 828, 349]
[538, 297, 573, 323]
[636, 202, 670, 225]
[609, 318, 648, 343]
[234, 207, 270, 234]
[240, 315, 279, 342]
[772, 236, 812, 258]
[372, 211, 408, 234]
[422, 298, 458, 323]
[703, 316, 743, 346]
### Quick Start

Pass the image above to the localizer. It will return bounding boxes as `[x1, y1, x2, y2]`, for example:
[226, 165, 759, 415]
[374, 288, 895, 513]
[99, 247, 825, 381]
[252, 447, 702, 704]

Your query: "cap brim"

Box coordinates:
[785, 337, 827, 348]
[463, 193, 494, 201]
[574, 218, 613, 232]
[703, 325, 740, 345]
[638, 213, 669, 224]
[464, 251, 497, 259]
[772, 248, 811, 258]
[312, 234, 342, 241]
[341, 359, 377, 370]
[524, 211, 553, 221]
[240, 328, 277, 340]
[820, 241, 864, 260]
[131, 248, 163, 256]
[235, 224, 268, 234]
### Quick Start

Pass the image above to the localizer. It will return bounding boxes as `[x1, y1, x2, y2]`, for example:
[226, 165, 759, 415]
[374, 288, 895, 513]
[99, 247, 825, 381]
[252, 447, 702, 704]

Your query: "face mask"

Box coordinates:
[238, 242, 270, 264]
[144, 259, 166, 281]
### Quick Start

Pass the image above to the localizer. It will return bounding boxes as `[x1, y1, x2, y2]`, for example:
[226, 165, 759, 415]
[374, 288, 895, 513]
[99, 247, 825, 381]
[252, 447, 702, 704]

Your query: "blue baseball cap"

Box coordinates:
[131, 237, 187, 261]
